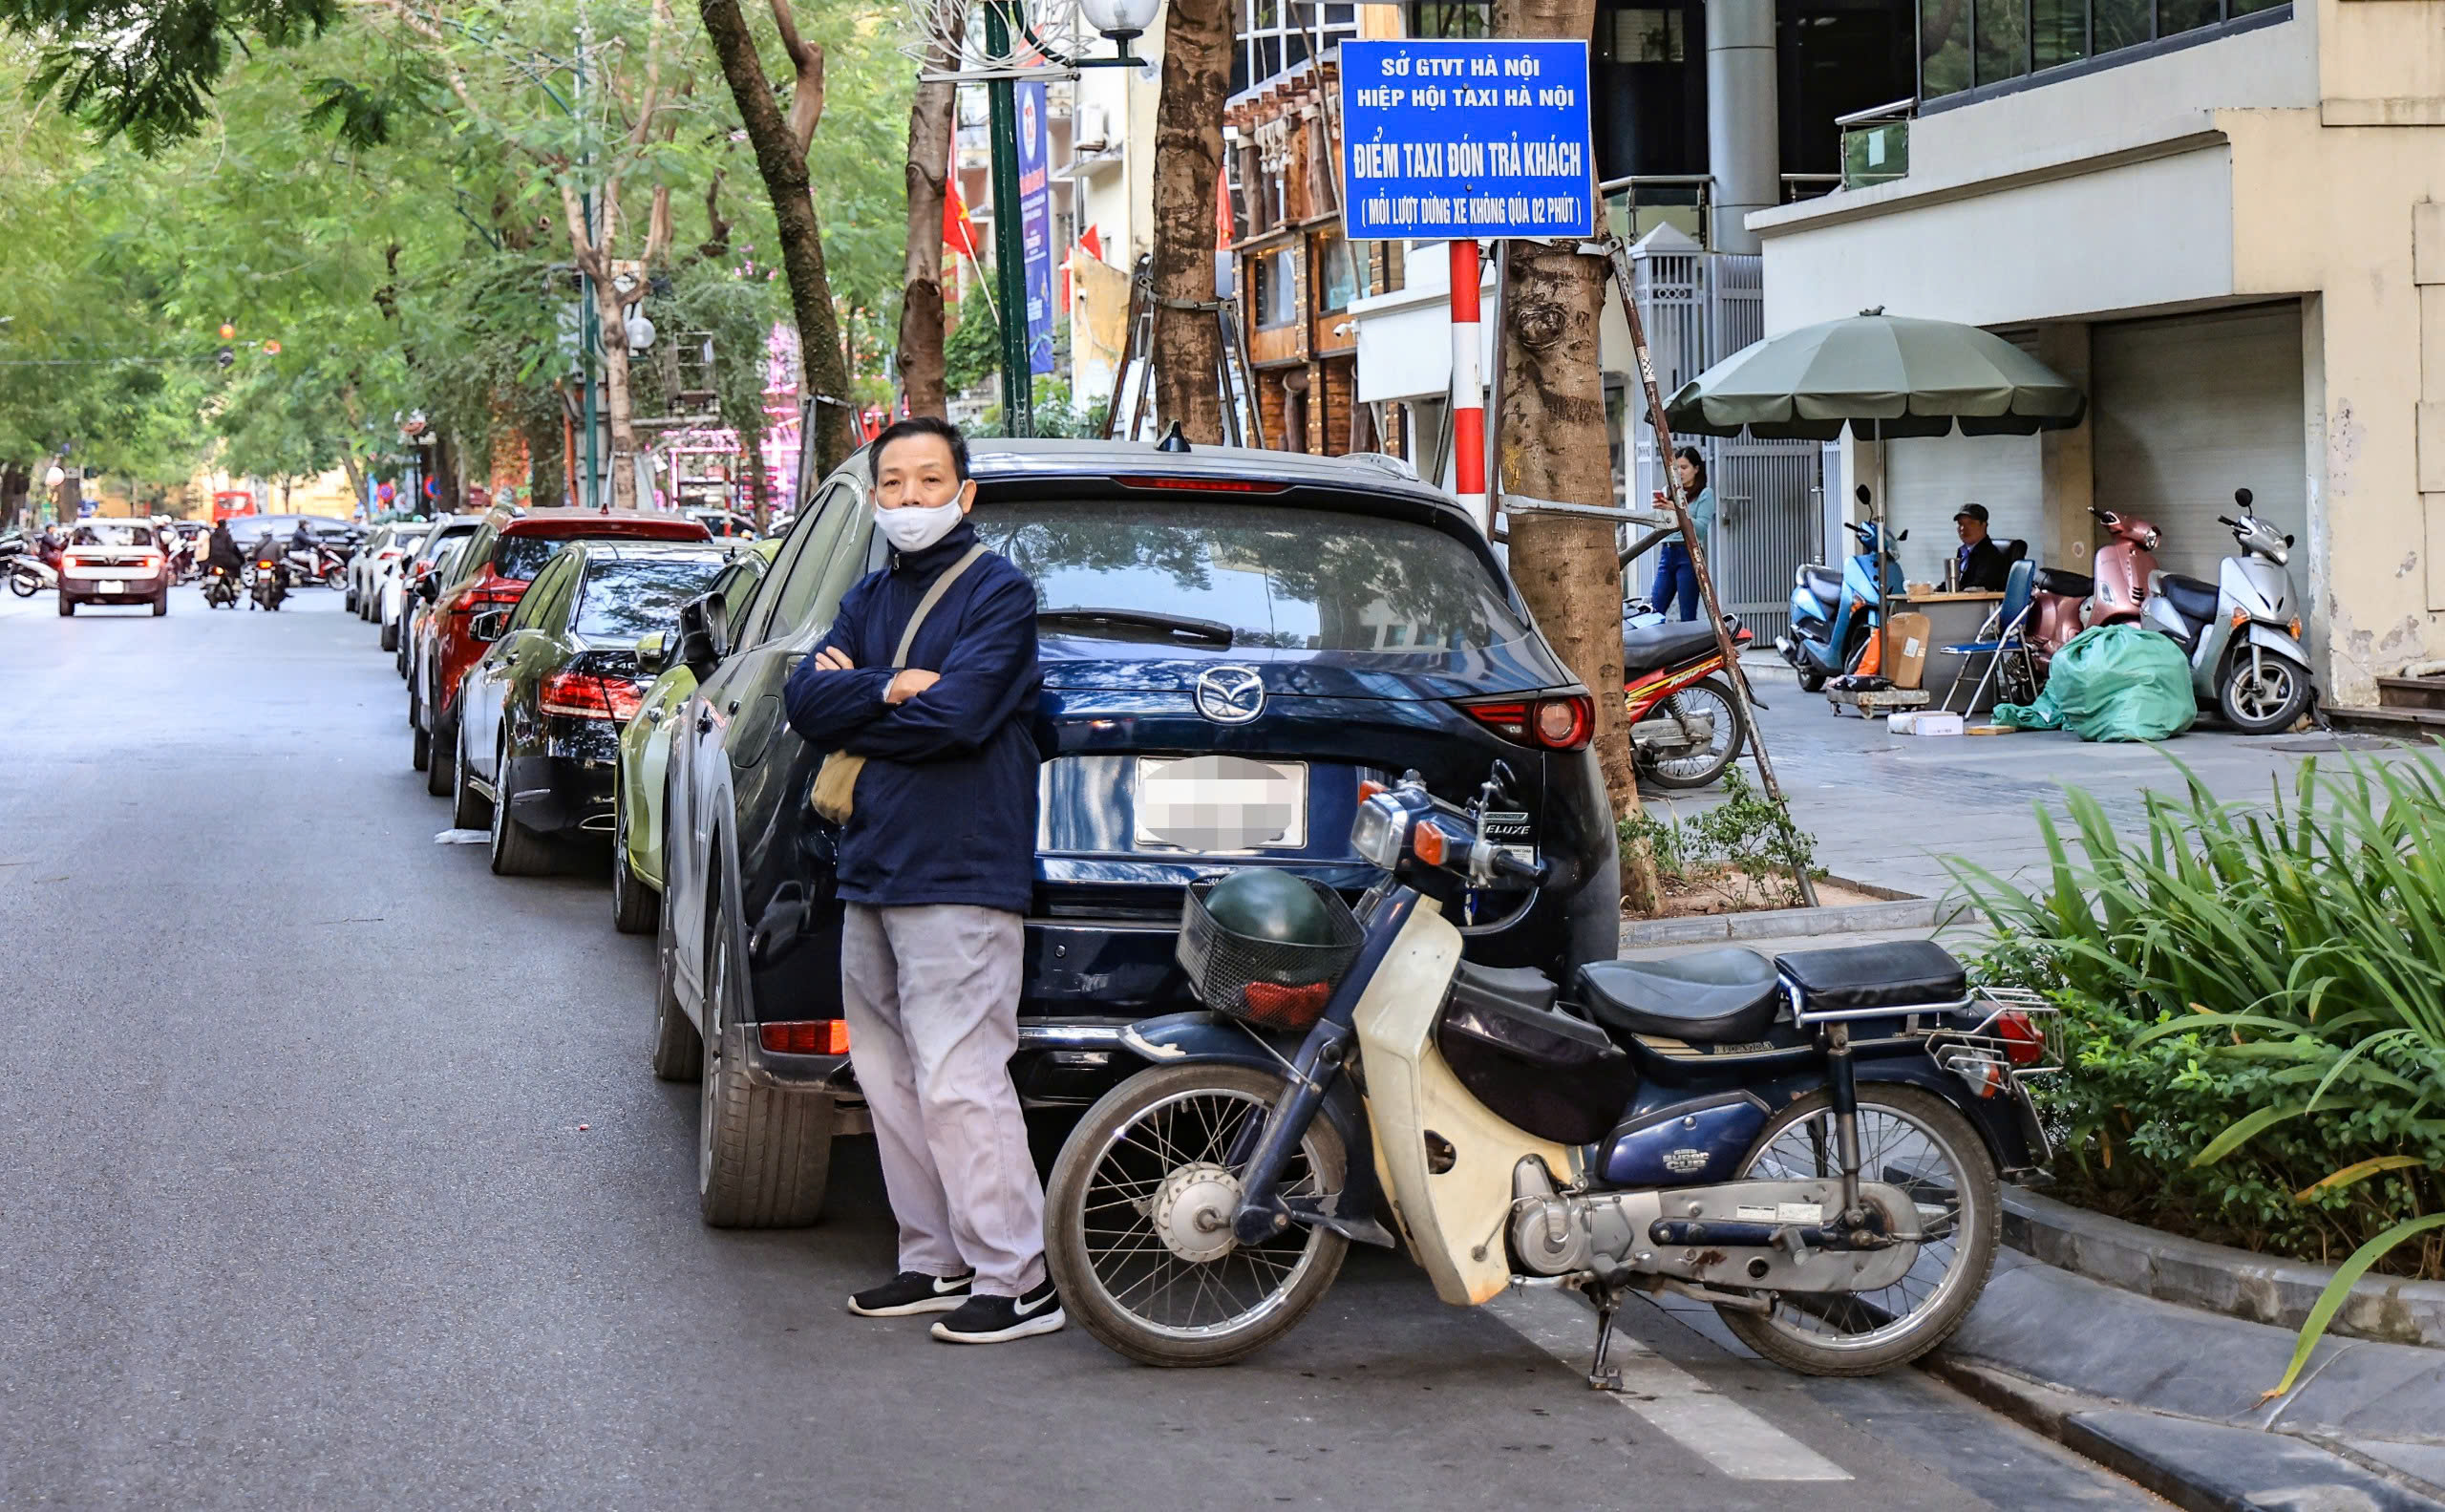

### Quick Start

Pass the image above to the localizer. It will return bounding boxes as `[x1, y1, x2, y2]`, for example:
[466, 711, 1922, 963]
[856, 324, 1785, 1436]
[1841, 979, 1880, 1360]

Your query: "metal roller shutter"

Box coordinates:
[2092, 303, 2307, 591]
[1882, 434, 2044, 587]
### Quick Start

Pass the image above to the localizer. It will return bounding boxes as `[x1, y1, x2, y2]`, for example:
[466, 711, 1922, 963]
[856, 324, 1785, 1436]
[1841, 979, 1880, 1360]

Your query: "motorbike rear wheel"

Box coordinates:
[1638, 676, 1747, 790]
[1715, 1085, 1999, 1376]
[1047, 1063, 1348, 1368]
[7, 567, 35, 598]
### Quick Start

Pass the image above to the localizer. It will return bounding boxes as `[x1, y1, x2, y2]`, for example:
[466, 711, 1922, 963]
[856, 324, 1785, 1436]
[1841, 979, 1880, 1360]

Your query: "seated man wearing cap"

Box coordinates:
[1953, 503, 2011, 591]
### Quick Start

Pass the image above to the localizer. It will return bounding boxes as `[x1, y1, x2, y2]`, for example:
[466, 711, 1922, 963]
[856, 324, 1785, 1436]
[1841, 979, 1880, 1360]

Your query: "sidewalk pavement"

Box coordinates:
[1642, 656, 2423, 902]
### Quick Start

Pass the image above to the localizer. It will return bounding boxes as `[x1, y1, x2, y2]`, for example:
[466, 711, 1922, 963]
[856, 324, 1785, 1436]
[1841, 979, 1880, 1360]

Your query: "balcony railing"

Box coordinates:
[1598, 174, 1712, 249]
[1835, 98, 1913, 189]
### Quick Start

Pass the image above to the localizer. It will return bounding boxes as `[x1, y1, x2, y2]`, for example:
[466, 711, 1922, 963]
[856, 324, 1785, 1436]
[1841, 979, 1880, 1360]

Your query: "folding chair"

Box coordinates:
[1942, 558, 2037, 713]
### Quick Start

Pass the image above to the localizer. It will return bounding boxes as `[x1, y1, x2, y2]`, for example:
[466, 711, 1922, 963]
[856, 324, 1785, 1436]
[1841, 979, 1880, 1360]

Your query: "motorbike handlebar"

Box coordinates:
[1485, 847, 1550, 885]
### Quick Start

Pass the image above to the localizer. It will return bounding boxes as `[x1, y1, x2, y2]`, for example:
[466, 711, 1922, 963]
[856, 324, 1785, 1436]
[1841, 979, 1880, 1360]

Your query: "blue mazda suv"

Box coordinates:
[654, 437, 1621, 1226]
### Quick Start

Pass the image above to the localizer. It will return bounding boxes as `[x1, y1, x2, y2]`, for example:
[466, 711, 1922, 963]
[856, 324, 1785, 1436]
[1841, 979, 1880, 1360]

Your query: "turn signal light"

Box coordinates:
[1356, 779, 1385, 802]
[760, 1020, 850, 1055]
[1413, 820, 1448, 866]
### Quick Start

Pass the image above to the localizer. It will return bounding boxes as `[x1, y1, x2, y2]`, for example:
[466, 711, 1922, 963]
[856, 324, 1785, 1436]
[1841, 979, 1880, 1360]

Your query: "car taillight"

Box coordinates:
[67, 555, 100, 570]
[1461, 694, 1592, 750]
[759, 1020, 849, 1054]
[464, 578, 526, 608]
[539, 671, 646, 722]
[1112, 475, 1290, 494]
[139, 553, 163, 572]
[1997, 1012, 2046, 1067]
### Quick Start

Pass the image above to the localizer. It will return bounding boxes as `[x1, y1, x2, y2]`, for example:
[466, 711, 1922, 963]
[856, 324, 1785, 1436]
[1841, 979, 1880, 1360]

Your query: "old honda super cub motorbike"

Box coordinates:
[1044, 771, 2060, 1380]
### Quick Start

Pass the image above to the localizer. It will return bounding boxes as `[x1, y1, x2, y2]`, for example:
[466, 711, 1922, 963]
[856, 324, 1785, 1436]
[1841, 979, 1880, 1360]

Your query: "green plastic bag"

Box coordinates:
[1992, 624, 2196, 741]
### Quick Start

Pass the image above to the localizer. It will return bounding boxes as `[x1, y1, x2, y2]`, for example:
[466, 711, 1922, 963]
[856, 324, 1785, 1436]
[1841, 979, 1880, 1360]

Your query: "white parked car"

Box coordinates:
[352, 522, 431, 620]
[383, 518, 479, 656]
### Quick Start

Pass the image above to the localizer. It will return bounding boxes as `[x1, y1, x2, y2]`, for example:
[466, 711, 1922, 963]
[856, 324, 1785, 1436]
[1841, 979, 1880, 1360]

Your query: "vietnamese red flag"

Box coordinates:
[944, 179, 980, 260]
[1216, 172, 1233, 249]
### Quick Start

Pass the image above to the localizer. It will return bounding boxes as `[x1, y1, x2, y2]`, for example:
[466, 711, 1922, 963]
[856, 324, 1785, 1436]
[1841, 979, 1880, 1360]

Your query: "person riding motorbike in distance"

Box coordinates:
[206, 522, 244, 578]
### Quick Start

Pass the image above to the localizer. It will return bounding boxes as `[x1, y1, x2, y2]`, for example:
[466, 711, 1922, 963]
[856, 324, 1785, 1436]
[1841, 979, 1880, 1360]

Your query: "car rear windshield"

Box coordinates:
[975, 500, 1528, 653]
[71, 523, 155, 547]
[572, 558, 728, 641]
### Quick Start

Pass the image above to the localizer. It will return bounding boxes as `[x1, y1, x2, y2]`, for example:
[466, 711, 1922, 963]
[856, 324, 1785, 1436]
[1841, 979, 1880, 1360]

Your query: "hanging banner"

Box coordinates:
[1338, 40, 1595, 242]
[1016, 79, 1057, 375]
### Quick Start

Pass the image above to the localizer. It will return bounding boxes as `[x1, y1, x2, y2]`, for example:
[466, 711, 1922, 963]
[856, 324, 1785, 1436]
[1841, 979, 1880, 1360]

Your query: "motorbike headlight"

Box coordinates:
[1350, 794, 1410, 870]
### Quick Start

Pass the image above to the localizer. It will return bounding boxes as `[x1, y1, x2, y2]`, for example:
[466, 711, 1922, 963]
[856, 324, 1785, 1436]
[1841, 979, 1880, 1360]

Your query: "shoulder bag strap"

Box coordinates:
[889, 543, 988, 669]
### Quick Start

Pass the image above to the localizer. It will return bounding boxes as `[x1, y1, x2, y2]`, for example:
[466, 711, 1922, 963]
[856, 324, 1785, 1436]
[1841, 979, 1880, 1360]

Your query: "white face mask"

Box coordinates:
[874, 499, 965, 554]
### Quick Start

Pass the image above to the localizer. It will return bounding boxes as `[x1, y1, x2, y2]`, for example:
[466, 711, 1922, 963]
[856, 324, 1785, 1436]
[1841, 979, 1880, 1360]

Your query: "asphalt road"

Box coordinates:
[0, 587, 2163, 1510]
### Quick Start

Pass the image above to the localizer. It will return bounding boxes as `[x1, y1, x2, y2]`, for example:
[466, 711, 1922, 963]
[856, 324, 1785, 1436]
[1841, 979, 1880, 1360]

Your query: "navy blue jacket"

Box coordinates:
[782, 522, 1041, 914]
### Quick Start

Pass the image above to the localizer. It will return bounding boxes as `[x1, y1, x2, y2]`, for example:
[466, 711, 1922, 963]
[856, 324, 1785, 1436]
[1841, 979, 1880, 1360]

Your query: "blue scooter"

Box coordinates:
[1776, 485, 1905, 692]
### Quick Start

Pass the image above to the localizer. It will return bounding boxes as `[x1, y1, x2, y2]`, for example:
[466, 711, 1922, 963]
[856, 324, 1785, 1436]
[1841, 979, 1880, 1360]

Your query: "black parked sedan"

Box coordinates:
[451, 540, 734, 877]
[654, 437, 1621, 1228]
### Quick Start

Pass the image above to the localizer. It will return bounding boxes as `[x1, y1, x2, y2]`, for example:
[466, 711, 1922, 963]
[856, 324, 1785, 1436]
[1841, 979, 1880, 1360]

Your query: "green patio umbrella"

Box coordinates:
[1665, 309, 2085, 440]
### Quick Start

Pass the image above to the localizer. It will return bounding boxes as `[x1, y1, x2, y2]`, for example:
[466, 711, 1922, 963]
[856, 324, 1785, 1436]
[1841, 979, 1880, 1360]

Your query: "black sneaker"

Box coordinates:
[929, 1278, 1065, 1344]
[847, 1270, 974, 1317]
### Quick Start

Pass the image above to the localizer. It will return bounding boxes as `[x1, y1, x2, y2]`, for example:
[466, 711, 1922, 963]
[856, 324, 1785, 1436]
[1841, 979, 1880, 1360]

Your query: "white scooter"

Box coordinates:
[1044, 770, 2059, 1382]
[2139, 488, 2313, 735]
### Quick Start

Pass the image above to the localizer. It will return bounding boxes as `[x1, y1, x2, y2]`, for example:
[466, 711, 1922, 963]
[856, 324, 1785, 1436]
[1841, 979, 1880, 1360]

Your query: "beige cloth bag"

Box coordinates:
[809, 543, 988, 824]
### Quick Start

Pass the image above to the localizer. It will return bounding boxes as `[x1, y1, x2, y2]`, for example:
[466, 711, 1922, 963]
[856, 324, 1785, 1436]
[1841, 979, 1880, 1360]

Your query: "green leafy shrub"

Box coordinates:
[1951, 757, 2445, 1393]
[1622, 767, 1818, 910]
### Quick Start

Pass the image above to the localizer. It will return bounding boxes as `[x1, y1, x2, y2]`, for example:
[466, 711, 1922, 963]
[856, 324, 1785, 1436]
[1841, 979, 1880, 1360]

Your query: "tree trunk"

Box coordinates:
[521, 408, 566, 511]
[591, 275, 644, 510]
[743, 432, 771, 531]
[1149, 0, 1231, 443]
[895, 68, 957, 420]
[339, 452, 368, 515]
[698, 0, 859, 475]
[1494, 0, 1662, 915]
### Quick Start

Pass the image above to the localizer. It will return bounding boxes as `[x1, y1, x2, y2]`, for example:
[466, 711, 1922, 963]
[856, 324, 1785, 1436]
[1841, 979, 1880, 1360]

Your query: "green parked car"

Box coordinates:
[612, 538, 781, 933]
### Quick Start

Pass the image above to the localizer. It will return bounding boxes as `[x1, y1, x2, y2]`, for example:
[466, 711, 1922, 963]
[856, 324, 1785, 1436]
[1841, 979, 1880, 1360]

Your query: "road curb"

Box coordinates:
[2005, 1185, 2445, 1349]
[1618, 884, 1942, 948]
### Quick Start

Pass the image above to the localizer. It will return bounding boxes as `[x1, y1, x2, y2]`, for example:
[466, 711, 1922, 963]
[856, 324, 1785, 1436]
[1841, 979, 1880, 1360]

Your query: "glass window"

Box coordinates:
[492, 534, 577, 582]
[1238, 0, 1359, 93]
[573, 557, 731, 642]
[2090, 0, 2149, 53]
[509, 553, 577, 632]
[1975, 0, 2028, 84]
[976, 500, 1535, 655]
[1315, 233, 1358, 313]
[1603, 8, 1684, 62]
[1253, 248, 1299, 329]
[70, 522, 155, 547]
[2158, 0, 2220, 33]
[449, 525, 496, 584]
[2031, 0, 2089, 69]
[1920, 0, 1971, 97]
[712, 555, 769, 626]
[755, 486, 859, 644]
[1409, 1, 1489, 37]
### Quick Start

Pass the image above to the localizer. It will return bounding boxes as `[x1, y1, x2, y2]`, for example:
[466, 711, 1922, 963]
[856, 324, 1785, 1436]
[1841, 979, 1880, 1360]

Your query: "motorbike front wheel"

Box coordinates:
[2219, 652, 2311, 735]
[1715, 1084, 1999, 1376]
[1046, 1063, 1349, 1368]
[7, 567, 36, 598]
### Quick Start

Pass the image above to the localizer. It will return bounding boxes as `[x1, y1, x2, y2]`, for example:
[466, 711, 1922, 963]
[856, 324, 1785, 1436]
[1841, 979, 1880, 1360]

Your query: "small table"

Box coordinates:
[1902, 591, 2006, 709]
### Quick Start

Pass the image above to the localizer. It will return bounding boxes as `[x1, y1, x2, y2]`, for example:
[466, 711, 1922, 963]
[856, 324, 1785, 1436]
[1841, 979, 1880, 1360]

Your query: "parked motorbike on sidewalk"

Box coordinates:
[1626, 615, 1753, 789]
[1775, 487, 1905, 693]
[2141, 488, 2313, 734]
[7, 554, 55, 597]
[2086, 506, 2158, 626]
[1044, 770, 2056, 1381]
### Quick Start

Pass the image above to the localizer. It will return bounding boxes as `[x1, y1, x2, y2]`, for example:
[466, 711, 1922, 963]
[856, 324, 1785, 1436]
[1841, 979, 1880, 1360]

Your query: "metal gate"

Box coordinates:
[1624, 245, 1820, 644]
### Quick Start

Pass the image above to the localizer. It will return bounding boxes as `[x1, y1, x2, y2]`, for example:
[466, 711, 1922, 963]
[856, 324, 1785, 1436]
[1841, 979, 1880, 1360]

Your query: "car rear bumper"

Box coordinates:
[61, 574, 165, 604]
[502, 730, 621, 836]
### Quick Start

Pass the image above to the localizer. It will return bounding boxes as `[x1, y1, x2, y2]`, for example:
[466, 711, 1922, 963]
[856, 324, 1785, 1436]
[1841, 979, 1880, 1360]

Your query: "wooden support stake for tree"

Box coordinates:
[1598, 229, 1818, 910]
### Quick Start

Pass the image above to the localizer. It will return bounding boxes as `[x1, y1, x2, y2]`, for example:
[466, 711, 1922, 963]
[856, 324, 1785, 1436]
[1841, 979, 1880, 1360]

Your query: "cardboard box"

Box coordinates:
[1903, 711, 1966, 736]
[1885, 611, 1931, 691]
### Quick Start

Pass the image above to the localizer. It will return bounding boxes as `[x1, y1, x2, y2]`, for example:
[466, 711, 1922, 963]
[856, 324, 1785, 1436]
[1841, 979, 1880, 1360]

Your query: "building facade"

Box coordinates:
[1754, 0, 2445, 704]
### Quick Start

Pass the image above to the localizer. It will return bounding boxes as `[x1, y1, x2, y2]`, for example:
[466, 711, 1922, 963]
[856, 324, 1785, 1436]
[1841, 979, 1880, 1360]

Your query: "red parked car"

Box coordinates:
[412, 506, 711, 795]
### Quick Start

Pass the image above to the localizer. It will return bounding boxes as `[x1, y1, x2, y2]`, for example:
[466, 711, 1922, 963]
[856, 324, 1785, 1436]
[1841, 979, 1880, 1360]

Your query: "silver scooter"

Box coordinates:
[2140, 488, 2312, 735]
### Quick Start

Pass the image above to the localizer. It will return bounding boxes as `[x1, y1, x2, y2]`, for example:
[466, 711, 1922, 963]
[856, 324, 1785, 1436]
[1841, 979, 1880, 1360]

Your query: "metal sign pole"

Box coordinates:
[1599, 228, 1818, 909]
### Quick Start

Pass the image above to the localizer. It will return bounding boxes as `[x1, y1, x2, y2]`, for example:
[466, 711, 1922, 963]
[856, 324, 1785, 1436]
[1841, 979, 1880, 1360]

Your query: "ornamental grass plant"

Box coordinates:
[1950, 756, 2445, 1394]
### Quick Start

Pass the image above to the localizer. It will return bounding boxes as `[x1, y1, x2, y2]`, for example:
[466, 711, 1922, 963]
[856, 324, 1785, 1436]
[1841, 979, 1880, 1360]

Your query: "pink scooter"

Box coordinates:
[2017, 508, 2159, 695]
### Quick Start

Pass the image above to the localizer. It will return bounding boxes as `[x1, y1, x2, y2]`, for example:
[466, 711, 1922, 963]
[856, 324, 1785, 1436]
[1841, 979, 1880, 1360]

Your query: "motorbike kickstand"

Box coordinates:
[1586, 1299, 1626, 1393]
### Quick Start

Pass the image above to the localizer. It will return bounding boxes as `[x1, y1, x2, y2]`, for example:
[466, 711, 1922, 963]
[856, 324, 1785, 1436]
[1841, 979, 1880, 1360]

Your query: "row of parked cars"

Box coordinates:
[360, 436, 1619, 1232]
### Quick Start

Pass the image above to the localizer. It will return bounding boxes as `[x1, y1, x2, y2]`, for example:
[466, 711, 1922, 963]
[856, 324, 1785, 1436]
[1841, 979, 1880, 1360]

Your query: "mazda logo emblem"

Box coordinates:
[1194, 666, 1266, 724]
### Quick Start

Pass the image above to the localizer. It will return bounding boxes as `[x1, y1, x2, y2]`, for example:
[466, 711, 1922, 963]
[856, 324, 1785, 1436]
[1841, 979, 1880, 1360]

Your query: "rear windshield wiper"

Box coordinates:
[1038, 607, 1235, 647]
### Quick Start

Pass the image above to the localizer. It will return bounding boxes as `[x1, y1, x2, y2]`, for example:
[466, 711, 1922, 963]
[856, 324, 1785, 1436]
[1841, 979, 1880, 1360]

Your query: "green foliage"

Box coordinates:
[943, 306, 1001, 399]
[1619, 767, 1818, 909]
[1951, 757, 2445, 1392]
[8, 0, 340, 153]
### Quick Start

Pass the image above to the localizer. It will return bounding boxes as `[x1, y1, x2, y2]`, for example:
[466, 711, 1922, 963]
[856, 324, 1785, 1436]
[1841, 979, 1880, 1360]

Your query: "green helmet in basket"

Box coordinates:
[1201, 868, 1340, 972]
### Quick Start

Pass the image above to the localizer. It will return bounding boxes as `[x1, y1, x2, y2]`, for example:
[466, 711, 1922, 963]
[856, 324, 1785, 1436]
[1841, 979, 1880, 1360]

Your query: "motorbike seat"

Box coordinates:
[1450, 959, 1560, 1016]
[1774, 940, 1967, 1014]
[2157, 573, 2220, 627]
[1799, 564, 1842, 607]
[2032, 567, 2093, 598]
[1622, 622, 1722, 677]
[1572, 948, 1781, 1043]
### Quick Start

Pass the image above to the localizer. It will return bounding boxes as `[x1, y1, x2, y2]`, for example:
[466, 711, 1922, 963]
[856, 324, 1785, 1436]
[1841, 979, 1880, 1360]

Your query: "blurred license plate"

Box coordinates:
[97, 582, 122, 593]
[1136, 756, 1307, 854]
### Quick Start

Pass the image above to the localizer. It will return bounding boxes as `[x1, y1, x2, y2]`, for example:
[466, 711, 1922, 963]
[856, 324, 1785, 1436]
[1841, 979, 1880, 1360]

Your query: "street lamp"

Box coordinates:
[978, 0, 1159, 437]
